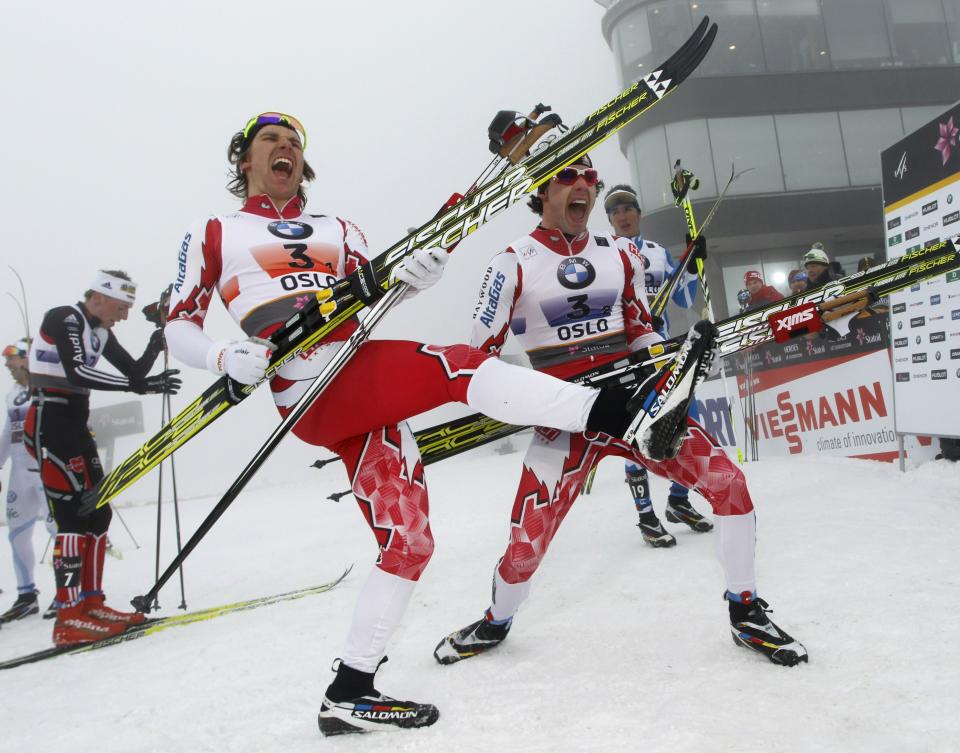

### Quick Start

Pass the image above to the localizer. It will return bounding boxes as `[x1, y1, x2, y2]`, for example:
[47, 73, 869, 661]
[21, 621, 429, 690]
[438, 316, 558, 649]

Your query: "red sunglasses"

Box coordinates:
[553, 166, 599, 187]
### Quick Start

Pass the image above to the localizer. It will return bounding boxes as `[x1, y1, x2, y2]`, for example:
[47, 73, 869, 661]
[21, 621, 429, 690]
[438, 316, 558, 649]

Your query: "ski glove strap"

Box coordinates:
[131, 369, 182, 396]
[206, 338, 273, 385]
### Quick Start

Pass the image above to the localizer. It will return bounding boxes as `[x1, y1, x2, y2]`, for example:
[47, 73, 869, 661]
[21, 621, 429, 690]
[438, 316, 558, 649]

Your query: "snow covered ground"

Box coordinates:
[1, 449, 958, 753]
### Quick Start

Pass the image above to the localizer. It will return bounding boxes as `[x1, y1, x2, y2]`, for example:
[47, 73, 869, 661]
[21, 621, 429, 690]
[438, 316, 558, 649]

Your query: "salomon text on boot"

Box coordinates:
[318, 659, 439, 736]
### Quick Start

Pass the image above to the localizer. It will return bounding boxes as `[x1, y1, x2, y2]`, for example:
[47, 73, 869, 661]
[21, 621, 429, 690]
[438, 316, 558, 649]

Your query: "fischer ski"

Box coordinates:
[0, 566, 353, 671]
[85, 18, 720, 512]
[310, 236, 960, 473]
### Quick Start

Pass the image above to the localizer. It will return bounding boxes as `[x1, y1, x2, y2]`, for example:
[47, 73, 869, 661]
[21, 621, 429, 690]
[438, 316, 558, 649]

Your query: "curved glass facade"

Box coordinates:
[611, 0, 958, 85]
[625, 105, 949, 212]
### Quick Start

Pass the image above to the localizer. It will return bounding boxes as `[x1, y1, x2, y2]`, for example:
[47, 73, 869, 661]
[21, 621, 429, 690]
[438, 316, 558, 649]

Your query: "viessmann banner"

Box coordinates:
[882, 101, 960, 438]
[695, 320, 898, 461]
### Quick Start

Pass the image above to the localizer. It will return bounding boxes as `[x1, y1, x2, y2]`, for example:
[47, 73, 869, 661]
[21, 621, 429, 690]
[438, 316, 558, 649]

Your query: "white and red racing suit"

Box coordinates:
[469, 226, 756, 619]
[163, 195, 618, 672]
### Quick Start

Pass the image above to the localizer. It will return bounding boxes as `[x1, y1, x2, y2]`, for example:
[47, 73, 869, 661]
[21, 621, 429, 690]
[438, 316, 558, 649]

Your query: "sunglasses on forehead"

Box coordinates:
[553, 166, 599, 187]
[242, 112, 308, 149]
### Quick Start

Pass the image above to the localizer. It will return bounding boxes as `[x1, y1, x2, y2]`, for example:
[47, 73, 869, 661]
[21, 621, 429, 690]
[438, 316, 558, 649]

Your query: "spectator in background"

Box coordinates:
[743, 270, 783, 310]
[802, 242, 838, 289]
[857, 256, 876, 273]
[787, 269, 808, 297]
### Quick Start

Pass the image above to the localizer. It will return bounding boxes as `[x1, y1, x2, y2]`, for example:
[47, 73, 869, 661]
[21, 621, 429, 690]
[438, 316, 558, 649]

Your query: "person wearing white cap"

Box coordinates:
[801, 242, 836, 290]
[603, 183, 714, 548]
[0, 339, 57, 623]
[25, 269, 181, 646]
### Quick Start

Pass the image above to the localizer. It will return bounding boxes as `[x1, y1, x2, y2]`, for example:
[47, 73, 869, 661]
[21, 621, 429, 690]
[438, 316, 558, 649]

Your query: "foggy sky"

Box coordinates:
[0, 1, 632, 498]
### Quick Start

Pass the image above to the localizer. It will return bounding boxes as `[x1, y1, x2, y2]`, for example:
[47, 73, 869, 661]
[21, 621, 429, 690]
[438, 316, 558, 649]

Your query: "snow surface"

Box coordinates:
[1, 449, 958, 753]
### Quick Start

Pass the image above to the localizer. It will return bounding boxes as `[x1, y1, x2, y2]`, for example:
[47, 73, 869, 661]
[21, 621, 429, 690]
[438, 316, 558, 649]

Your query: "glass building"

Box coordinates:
[596, 0, 960, 318]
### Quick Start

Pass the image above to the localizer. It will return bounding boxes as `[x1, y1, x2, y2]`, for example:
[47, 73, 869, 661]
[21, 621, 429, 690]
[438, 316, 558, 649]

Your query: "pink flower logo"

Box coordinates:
[934, 117, 958, 166]
[293, 295, 311, 310]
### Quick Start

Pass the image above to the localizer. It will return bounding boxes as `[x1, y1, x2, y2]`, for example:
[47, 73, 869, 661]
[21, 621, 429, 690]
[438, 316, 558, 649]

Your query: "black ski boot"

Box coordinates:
[434, 613, 512, 665]
[665, 495, 714, 532]
[726, 592, 808, 667]
[317, 659, 439, 736]
[1, 590, 39, 623]
[42, 598, 58, 620]
[637, 511, 676, 548]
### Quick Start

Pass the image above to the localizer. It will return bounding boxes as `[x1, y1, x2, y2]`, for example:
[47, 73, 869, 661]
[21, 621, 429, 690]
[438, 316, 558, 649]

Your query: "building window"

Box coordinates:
[839, 108, 904, 185]
[664, 119, 719, 197]
[616, 1, 694, 85]
[776, 112, 849, 190]
[756, 0, 831, 72]
[628, 126, 673, 211]
[707, 115, 785, 195]
[690, 0, 765, 75]
[885, 0, 950, 67]
[902, 105, 953, 133]
[945, 0, 960, 63]
[821, 0, 893, 69]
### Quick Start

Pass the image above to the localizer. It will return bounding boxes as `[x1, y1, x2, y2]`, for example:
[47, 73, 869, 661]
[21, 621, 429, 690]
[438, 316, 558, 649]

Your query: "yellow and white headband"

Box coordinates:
[90, 271, 137, 303]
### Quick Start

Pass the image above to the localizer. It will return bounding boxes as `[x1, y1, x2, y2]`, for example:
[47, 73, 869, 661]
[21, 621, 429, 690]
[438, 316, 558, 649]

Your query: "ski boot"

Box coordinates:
[1, 590, 40, 623]
[42, 598, 58, 620]
[318, 659, 439, 736]
[637, 511, 676, 548]
[83, 593, 146, 626]
[52, 603, 127, 646]
[726, 591, 808, 667]
[434, 612, 512, 665]
[665, 495, 714, 532]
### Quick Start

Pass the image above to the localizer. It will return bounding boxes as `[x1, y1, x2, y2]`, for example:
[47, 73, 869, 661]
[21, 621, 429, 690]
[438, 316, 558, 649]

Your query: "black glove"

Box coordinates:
[146, 327, 166, 355]
[685, 233, 707, 273]
[650, 313, 665, 333]
[131, 368, 181, 395]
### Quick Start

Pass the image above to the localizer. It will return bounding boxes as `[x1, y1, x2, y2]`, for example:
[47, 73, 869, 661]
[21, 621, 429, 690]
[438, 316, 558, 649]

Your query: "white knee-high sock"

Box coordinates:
[714, 512, 757, 596]
[340, 566, 417, 674]
[489, 567, 532, 622]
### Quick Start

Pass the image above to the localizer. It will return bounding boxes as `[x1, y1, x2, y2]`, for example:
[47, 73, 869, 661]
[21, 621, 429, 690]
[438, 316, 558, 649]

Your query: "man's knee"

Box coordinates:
[379, 528, 435, 581]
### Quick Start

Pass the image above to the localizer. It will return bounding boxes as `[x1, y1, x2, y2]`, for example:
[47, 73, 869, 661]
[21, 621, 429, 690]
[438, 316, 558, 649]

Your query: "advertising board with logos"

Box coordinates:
[695, 316, 902, 461]
[881, 101, 960, 438]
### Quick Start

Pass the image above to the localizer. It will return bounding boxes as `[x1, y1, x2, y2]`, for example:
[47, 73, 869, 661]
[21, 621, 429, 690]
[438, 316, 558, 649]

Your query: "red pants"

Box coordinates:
[498, 421, 753, 585]
[274, 341, 490, 581]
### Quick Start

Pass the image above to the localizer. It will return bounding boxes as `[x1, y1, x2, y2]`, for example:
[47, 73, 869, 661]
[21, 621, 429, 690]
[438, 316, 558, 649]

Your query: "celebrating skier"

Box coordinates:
[163, 112, 675, 736]
[604, 183, 713, 547]
[434, 156, 807, 671]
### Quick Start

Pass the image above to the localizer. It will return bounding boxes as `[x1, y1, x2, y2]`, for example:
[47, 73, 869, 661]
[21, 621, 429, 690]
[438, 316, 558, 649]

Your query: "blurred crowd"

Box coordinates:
[736, 242, 877, 313]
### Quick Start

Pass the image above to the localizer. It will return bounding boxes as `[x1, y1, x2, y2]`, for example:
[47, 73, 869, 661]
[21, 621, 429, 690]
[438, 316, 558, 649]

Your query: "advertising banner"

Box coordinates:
[881, 102, 960, 438]
[696, 317, 899, 461]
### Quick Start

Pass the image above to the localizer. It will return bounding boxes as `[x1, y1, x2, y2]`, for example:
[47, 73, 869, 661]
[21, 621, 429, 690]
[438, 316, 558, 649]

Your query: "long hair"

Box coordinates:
[226, 129, 316, 206]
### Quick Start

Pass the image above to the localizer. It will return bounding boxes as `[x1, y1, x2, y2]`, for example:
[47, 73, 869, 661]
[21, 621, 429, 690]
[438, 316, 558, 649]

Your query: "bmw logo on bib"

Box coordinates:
[268, 221, 314, 240]
[557, 257, 596, 290]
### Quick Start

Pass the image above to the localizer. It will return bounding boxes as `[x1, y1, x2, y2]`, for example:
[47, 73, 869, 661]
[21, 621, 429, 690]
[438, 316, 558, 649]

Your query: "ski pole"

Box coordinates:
[669, 160, 747, 462]
[131, 283, 407, 612]
[109, 502, 140, 549]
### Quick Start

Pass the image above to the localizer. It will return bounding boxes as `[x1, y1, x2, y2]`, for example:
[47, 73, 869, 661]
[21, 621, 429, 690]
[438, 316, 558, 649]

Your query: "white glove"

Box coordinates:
[206, 338, 273, 385]
[391, 247, 448, 291]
